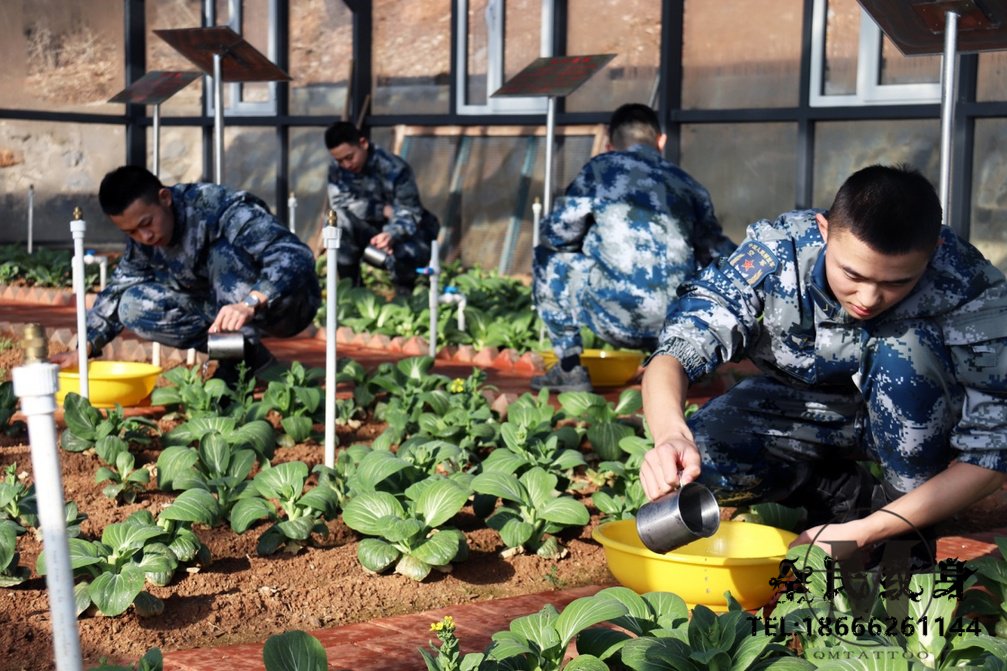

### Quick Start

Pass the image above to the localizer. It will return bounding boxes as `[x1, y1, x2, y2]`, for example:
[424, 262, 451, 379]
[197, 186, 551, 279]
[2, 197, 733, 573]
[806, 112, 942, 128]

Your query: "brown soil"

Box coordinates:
[0, 417, 615, 670]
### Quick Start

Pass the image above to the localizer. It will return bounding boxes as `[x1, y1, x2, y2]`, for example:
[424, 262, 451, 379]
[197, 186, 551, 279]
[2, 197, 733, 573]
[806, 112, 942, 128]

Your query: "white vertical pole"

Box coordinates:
[323, 216, 341, 468]
[152, 102, 163, 369]
[288, 192, 298, 235]
[27, 185, 35, 255]
[428, 240, 441, 359]
[13, 325, 83, 671]
[938, 9, 959, 228]
[69, 209, 89, 399]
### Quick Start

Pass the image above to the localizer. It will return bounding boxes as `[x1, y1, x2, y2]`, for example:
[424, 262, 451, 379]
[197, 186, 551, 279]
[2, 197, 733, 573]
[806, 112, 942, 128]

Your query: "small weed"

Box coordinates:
[0, 336, 15, 353]
[543, 564, 565, 589]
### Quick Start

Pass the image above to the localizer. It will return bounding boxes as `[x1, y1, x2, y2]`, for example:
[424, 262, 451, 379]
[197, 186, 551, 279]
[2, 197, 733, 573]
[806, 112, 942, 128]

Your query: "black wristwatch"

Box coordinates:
[242, 294, 263, 311]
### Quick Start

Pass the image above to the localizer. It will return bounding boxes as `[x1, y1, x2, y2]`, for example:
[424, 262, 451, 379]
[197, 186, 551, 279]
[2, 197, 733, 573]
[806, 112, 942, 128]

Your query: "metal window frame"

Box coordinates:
[454, 0, 552, 115]
[809, 0, 941, 107]
[203, 0, 280, 118]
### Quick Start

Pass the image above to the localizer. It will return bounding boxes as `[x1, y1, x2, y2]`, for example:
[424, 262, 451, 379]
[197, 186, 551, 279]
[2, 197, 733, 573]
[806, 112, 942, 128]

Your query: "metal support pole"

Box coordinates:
[152, 103, 162, 177]
[13, 324, 83, 671]
[323, 216, 341, 468]
[213, 52, 224, 185]
[939, 9, 959, 228]
[70, 209, 89, 399]
[543, 96, 557, 218]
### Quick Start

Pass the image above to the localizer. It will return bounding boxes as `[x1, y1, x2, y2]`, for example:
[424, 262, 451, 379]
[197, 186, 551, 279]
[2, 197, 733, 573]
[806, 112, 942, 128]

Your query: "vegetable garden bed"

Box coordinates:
[0, 353, 633, 669]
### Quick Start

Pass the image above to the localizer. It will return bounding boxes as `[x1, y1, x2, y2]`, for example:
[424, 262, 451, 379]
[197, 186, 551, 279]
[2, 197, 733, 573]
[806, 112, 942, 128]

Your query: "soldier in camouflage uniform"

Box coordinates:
[52, 165, 321, 382]
[325, 121, 440, 296]
[640, 164, 1007, 560]
[531, 103, 735, 392]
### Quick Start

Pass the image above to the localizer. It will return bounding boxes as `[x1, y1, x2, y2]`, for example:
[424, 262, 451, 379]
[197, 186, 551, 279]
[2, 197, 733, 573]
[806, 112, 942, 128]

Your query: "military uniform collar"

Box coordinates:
[810, 246, 846, 320]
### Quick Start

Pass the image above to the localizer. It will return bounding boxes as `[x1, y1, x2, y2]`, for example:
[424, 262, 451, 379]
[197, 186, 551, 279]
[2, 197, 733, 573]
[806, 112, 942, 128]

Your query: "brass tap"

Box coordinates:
[73, 206, 83, 221]
[327, 209, 336, 227]
[21, 323, 48, 363]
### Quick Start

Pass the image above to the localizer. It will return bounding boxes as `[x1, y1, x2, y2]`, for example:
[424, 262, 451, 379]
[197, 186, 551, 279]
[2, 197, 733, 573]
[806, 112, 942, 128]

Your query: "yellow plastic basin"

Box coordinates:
[57, 361, 163, 408]
[593, 519, 796, 611]
[540, 349, 644, 387]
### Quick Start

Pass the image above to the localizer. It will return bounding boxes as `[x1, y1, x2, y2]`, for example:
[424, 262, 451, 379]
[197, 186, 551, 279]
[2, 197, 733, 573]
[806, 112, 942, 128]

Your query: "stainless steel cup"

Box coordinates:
[362, 245, 390, 268]
[207, 331, 246, 361]
[635, 482, 721, 554]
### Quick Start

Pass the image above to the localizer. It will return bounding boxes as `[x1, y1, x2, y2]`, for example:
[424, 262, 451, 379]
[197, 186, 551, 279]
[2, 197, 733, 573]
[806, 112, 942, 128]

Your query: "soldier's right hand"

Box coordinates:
[640, 434, 702, 501]
[51, 350, 80, 369]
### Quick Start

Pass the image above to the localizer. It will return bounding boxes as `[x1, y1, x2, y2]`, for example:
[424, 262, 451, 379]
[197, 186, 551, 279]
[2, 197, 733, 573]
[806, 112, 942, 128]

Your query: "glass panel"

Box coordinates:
[223, 126, 277, 210]
[679, 123, 797, 243]
[373, 0, 450, 115]
[290, 0, 352, 115]
[682, 0, 801, 109]
[565, 0, 661, 112]
[0, 120, 125, 247]
[289, 126, 336, 246]
[823, 0, 859, 95]
[970, 119, 1007, 273]
[503, 0, 541, 82]
[878, 35, 939, 86]
[146, 0, 205, 117]
[0, 1, 125, 114]
[977, 51, 1007, 102]
[466, 0, 490, 106]
[238, 0, 272, 104]
[813, 119, 940, 210]
[147, 126, 204, 184]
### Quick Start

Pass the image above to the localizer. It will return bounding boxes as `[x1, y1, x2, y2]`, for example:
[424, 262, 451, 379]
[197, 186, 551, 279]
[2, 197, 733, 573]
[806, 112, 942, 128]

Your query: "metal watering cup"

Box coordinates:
[635, 482, 721, 554]
[207, 331, 246, 360]
[362, 245, 391, 268]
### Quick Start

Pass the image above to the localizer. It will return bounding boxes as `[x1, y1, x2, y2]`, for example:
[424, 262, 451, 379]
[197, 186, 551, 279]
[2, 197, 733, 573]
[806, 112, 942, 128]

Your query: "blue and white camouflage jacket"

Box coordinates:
[541, 143, 735, 337]
[327, 144, 439, 243]
[655, 209, 1007, 462]
[87, 183, 317, 353]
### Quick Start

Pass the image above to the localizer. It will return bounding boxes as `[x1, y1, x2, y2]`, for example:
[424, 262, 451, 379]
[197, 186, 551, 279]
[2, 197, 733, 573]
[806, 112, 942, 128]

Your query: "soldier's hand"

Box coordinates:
[382, 204, 394, 221]
[209, 303, 254, 334]
[640, 434, 702, 500]
[791, 521, 868, 560]
[51, 350, 81, 369]
[370, 231, 393, 253]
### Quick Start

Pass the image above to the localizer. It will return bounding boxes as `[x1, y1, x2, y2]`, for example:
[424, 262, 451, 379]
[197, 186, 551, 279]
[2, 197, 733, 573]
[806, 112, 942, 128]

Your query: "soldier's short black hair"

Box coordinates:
[99, 165, 164, 216]
[608, 103, 661, 151]
[324, 121, 365, 149]
[827, 164, 942, 254]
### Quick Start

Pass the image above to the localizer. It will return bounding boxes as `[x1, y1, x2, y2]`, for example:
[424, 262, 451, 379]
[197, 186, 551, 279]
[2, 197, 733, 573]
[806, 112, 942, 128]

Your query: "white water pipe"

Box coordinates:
[151, 342, 161, 368]
[13, 326, 84, 671]
[27, 185, 35, 255]
[82, 251, 108, 291]
[287, 192, 298, 236]
[69, 209, 89, 399]
[439, 288, 467, 332]
[426, 240, 441, 359]
[323, 217, 341, 468]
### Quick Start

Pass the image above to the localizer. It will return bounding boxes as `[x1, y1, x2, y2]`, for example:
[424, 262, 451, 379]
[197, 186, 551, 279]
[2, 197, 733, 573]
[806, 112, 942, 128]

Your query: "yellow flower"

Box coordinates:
[449, 378, 465, 394]
[430, 615, 455, 632]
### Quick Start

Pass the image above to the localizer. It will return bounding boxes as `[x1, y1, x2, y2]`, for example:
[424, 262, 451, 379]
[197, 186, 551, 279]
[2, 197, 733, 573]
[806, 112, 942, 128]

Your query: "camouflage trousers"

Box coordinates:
[117, 239, 321, 351]
[533, 247, 660, 359]
[689, 321, 961, 505]
[335, 211, 433, 290]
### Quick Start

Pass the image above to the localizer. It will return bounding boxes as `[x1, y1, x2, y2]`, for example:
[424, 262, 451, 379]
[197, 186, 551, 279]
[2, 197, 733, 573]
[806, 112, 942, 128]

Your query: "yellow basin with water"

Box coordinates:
[593, 519, 796, 611]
